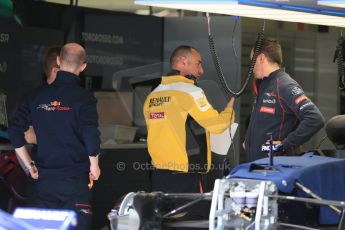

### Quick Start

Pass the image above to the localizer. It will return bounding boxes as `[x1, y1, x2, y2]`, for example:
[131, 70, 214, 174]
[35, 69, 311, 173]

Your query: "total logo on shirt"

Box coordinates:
[37, 101, 72, 111]
[150, 112, 165, 119]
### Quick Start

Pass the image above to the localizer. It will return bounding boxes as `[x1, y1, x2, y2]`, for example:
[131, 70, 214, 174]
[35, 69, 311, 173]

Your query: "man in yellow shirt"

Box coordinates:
[143, 45, 235, 193]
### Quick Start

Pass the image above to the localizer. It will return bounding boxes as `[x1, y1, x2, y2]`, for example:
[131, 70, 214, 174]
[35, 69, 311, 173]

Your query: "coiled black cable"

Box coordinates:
[206, 13, 265, 98]
[334, 35, 345, 90]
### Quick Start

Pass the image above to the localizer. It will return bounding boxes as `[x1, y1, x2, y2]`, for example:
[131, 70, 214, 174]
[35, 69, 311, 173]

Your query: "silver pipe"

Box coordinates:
[269, 194, 345, 208]
[162, 197, 204, 218]
[163, 192, 212, 200]
[295, 182, 342, 214]
[279, 222, 320, 230]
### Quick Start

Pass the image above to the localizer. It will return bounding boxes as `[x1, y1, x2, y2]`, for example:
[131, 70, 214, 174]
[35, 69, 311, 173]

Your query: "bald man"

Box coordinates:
[144, 45, 235, 193]
[9, 43, 100, 230]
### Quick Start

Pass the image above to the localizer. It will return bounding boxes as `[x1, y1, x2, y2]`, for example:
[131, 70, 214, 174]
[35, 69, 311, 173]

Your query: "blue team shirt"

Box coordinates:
[8, 71, 100, 178]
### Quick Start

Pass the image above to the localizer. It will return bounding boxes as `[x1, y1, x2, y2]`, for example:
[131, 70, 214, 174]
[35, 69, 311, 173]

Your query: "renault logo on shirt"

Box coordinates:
[149, 96, 171, 107]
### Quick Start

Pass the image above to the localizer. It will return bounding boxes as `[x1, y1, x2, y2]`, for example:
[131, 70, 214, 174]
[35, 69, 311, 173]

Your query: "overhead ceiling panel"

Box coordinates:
[43, 0, 149, 12]
[318, 0, 345, 9]
[135, 0, 345, 27]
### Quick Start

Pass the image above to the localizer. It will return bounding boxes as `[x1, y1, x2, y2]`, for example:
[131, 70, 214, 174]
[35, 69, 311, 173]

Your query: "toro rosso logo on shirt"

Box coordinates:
[262, 92, 277, 104]
[150, 112, 164, 119]
[260, 106, 275, 115]
[37, 101, 72, 111]
[264, 92, 277, 97]
[291, 87, 303, 96]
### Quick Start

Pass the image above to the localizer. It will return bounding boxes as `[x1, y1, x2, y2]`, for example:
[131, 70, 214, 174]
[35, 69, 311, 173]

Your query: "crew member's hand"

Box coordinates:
[24, 126, 37, 144]
[242, 141, 246, 150]
[89, 155, 100, 181]
[89, 164, 101, 181]
[265, 140, 282, 145]
[227, 97, 235, 109]
[29, 165, 39, 179]
[262, 140, 283, 153]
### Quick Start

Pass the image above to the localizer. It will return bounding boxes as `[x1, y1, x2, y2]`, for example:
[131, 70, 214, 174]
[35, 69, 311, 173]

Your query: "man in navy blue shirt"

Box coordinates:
[244, 38, 324, 161]
[24, 46, 61, 144]
[9, 43, 101, 230]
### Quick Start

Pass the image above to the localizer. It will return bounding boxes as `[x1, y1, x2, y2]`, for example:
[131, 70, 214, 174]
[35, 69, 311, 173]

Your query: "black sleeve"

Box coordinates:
[279, 84, 325, 150]
[8, 97, 32, 148]
[78, 92, 101, 156]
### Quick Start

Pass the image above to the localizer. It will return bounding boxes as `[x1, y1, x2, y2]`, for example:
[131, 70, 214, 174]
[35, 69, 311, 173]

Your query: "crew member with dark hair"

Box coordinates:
[8, 43, 100, 230]
[144, 45, 235, 193]
[24, 46, 61, 144]
[43, 46, 61, 85]
[244, 38, 325, 161]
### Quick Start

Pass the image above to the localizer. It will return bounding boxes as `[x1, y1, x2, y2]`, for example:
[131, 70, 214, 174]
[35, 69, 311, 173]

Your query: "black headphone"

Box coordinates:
[167, 69, 198, 86]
